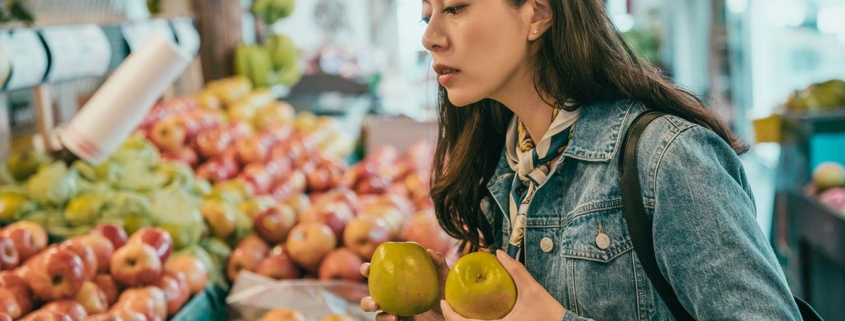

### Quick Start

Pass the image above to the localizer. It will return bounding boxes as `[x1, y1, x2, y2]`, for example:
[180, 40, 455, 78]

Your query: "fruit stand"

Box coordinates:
[766, 79, 845, 320]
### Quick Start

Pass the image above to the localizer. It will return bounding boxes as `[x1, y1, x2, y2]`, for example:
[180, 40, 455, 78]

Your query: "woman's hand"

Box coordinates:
[440, 250, 566, 321]
[360, 249, 450, 321]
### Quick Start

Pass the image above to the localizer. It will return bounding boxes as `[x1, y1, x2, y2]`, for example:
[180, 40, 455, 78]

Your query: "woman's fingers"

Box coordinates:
[360, 262, 370, 278]
[376, 313, 400, 321]
[361, 296, 379, 312]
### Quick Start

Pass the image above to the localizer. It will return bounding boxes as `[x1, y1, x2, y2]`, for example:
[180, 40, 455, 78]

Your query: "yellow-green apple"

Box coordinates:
[165, 256, 207, 295]
[255, 251, 300, 280]
[195, 128, 232, 159]
[89, 224, 128, 250]
[0, 288, 21, 319]
[238, 196, 276, 219]
[19, 310, 73, 321]
[200, 199, 237, 239]
[257, 309, 306, 321]
[127, 228, 173, 265]
[75, 282, 108, 315]
[299, 202, 353, 241]
[23, 248, 85, 301]
[283, 194, 311, 216]
[403, 214, 455, 255]
[286, 222, 337, 272]
[368, 242, 439, 316]
[318, 248, 364, 282]
[238, 164, 273, 195]
[0, 237, 19, 270]
[6, 222, 48, 253]
[153, 271, 188, 316]
[59, 240, 98, 281]
[0, 227, 37, 261]
[110, 244, 162, 287]
[343, 217, 392, 260]
[444, 252, 517, 319]
[77, 236, 114, 274]
[42, 300, 88, 321]
[253, 205, 297, 244]
[0, 272, 32, 315]
[91, 275, 119, 306]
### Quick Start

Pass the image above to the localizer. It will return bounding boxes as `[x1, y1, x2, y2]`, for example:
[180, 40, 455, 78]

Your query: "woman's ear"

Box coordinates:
[527, 0, 552, 41]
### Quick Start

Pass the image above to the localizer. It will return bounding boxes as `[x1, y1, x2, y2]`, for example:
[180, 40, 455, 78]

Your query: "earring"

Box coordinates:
[533, 30, 538, 34]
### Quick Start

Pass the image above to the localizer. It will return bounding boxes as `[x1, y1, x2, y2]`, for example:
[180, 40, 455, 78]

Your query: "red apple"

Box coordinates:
[149, 118, 186, 153]
[253, 205, 297, 244]
[75, 282, 108, 316]
[91, 275, 119, 306]
[77, 236, 114, 274]
[343, 217, 392, 260]
[270, 171, 307, 201]
[286, 222, 337, 272]
[195, 157, 239, 183]
[264, 158, 293, 184]
[0, 237, 19, 270]
[237, 235, 270, 254]
[108, 310, 146, 321]
[236, 135, 270, 164]
[59, 240, 98, 281]
[238, 165, 273, 195]
[42, 300, 88, 321]
[226, 247, 266, 282]
[160, 148, 199, 168]
[127, 228, 173, 265]
[0, 227, 37, 261]
[299, 202, 354, 242]
[82, 314, 121, 321]
[23, 248, 85, 301]
[89, 224, 128, 250]
[6, 222, 48, 253]
[195, 128, 232, 159]
[306, 168, 334, 193]
[165, 256, 207, 295]
[0, 271, 32, 315]
[153, 271, 188, 316]
[112, 291, 157, 321]
[255, 253, 301, 280]
[403, 214, 455, 255]
[110, 244, 162, 287]
[318, 248, 365, 282]
[19, 310, 73, 321]
[325, 188, 359, 216]
[0, 288, 21, 319]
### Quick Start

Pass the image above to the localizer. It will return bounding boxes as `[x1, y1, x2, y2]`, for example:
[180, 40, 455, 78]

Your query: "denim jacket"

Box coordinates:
[484, 100, 801, 320]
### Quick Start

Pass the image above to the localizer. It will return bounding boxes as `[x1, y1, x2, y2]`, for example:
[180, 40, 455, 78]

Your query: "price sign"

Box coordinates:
[0, 29, 49, 90]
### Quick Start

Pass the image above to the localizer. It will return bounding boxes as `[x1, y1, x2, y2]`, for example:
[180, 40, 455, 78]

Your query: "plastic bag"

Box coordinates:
[226, 271, 377, 321]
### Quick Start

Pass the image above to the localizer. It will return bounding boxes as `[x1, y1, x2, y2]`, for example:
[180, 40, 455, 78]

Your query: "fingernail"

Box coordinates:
[369, 301, 377, 311]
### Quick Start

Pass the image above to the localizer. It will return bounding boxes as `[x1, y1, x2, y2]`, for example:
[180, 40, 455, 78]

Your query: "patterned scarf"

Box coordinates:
[505, 107, 579, 261]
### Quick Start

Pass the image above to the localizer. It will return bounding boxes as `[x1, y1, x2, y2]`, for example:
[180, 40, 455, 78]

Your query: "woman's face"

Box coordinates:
[422, 0, 533, 107]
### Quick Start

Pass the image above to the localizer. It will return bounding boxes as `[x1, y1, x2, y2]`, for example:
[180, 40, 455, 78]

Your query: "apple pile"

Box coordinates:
[224, 142, 462, 284]
[805, 161, 845, 215]
[0, 222, 209, 321]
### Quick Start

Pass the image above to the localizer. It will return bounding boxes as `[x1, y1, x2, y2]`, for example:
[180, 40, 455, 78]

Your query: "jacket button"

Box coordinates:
[540, 237, 554, 253]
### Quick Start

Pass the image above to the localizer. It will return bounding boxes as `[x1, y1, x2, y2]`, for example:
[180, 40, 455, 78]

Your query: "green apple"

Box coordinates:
[201, 199, 238, 239]
[64, 194, 105, 226]
[368, 242, 439, 317]
[445, 252, 517, 320]
[7, 149, 48, 181]
[0, 191, 30, 222]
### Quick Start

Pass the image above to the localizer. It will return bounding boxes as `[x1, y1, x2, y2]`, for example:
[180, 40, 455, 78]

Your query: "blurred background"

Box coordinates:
[0, 0, 844, 320]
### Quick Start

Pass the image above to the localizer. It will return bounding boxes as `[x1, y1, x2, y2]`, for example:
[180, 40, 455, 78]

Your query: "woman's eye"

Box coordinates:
[421, 17, 431, 24]
[443, 5, 466, 15]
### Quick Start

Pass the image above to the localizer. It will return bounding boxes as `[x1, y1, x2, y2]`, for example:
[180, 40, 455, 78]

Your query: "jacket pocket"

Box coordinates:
[558, 206, 654, 320]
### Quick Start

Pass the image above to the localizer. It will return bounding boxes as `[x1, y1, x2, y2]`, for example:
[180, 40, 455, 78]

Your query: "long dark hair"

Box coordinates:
[429, 0, 748, 252]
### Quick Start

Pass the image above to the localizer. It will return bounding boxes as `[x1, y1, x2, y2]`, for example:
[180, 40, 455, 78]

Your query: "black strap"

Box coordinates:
[619, 111, 824, 321]
[619, 111, 695, 320]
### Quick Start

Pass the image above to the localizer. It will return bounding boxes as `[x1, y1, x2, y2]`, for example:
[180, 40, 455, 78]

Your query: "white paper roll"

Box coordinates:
[60, 33, 192, 165]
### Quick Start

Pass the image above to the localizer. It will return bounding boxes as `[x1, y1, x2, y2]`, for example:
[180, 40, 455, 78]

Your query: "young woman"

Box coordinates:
[360, 0, 802, 320]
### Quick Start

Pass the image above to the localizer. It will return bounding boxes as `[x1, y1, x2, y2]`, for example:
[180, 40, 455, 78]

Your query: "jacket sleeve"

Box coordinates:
[650, 126, 801, 320]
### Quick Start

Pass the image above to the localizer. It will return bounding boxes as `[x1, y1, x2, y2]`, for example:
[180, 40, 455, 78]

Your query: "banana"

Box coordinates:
[277, 61, 302, 87]
[266, 34, 299, 71]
